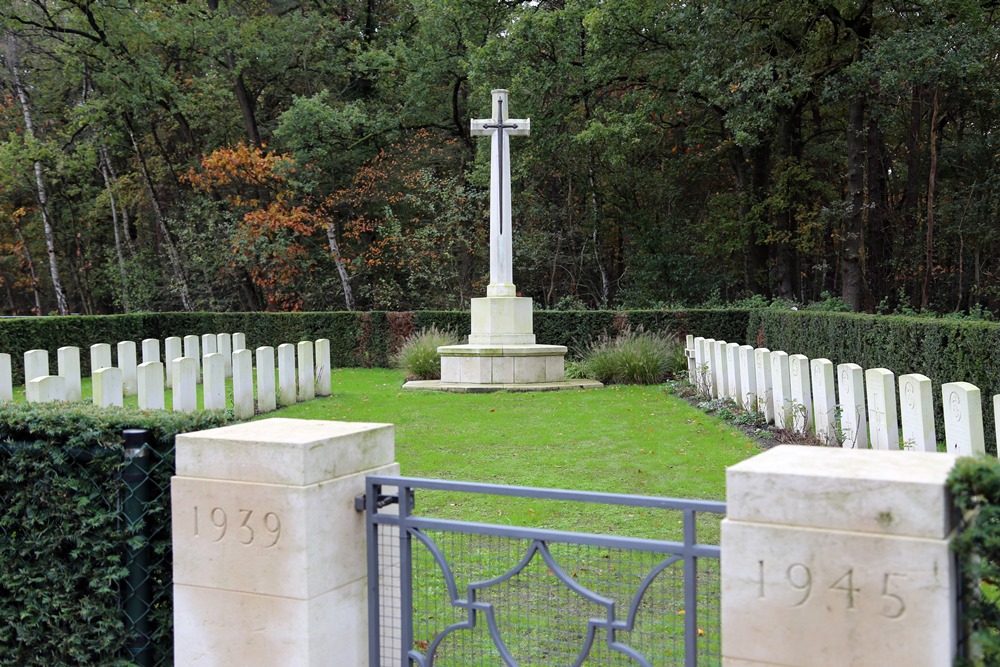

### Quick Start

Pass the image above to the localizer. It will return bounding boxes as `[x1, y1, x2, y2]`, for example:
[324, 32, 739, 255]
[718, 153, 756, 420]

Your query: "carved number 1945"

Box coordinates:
[756, 560, 906, 619]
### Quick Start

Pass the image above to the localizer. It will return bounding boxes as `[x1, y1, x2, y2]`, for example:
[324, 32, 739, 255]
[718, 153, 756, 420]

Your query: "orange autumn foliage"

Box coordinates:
[185, 143, 319, 311]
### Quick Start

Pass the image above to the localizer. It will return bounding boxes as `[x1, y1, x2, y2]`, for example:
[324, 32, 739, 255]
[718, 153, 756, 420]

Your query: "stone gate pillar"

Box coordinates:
[171, 418, 398, 666]
[722, 445, 958, 667]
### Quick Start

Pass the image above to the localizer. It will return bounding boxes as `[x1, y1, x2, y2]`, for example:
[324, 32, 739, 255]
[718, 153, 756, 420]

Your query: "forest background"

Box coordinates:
[0, 0, 998, 317]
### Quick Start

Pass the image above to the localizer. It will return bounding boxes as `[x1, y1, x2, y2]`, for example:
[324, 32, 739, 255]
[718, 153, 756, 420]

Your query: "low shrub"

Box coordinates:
[390, 326, 460, 380]
[578, 330, 678, 384]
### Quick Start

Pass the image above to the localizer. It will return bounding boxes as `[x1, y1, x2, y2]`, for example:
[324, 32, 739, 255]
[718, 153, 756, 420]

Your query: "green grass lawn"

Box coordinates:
[20, 367, 757, 539]
[272, 369, 746, 664]
[273, 369, 758, 541]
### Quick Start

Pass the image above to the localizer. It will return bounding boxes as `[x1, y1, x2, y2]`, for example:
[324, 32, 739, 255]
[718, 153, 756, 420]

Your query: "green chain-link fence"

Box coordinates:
[0, 433, 172, 666]
[0, 403, 231, 667]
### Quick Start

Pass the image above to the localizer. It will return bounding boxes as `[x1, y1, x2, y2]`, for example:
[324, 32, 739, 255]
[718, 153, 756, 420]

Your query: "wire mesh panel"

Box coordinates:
[0, 433, 176, 667]
[366, 477, 724, 667]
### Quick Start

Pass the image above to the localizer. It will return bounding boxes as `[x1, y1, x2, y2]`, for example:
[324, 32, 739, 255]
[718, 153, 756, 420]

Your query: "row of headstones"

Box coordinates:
[7, 333, 332, 420]
[684, 334, 997, 456]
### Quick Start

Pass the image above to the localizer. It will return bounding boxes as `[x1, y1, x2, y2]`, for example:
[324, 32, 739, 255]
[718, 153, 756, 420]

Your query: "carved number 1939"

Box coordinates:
[193, 506, 281, 548]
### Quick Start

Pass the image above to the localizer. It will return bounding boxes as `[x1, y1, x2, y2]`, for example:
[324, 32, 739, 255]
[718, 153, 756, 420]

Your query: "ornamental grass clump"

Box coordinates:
[578, 330, 678, 385]
[391, 326, 460, 380]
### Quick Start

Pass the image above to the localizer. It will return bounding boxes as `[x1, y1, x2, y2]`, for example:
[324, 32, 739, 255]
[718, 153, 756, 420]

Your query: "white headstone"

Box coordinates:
[754, 348, 774, 423]
[995, 395, 1000, 454]
[899, 373, 936, 452]
[0, 353, 11, 403]
[470, 88, 530, 297]
[702, 338, 717, 397]
[137, 361, 165, 410]
[202, 334, 217, 356]
[90, 343, 112, 373]
[142, 338, 160, 365]
[57, 346, 82, 402]
[277, 344, 296, 406]
[233, 332, 247, 351]
[183, 335, 201, 383]
[788, 354, 812, 434]
[26, 375, 66, 404]
[713, 340, 729, 400]
[771, 351, 792, 429]
[232, 349, 254, 420]
[118, 341, 138, 397]
[92, 367, 123, 408]
[865, 368, 899, 450]
[726, 343, 742, 406]
[738, 345, 756, 411]
[693, 337, 707, 393]
[810, 358, 836, 444]
[172, 357, 198, 413]
[164, 336, 182, 388]
[686, 334, 697, 384]
[315, 339, 331, 397]
[256, 346, 276, 413]
[837, 363, 867, 449]
[941, 381, 985, 456]
[24, 349, 49, 384]
[217, 333, 233, 378]
[296, 341, 315, 402]
[203, 353, 226, 411]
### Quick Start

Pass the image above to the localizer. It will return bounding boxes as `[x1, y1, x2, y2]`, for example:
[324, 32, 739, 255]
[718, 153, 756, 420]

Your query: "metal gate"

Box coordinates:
[360, 476, 725, 667]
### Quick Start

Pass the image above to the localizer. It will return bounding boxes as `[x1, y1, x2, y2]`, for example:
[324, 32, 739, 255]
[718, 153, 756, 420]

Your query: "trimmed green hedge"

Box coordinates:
[0, 402, 231, 666]
[949, 456, 1000, 665]
[743, 310, 1000, 449]
[0, 309, 751, 380]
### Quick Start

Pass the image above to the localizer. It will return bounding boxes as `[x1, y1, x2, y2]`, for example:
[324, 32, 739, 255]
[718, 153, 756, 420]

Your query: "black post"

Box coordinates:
[123, 428, 154, 667]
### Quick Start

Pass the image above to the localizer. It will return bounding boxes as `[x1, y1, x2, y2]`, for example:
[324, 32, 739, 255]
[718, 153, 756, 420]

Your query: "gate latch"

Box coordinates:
[354, 492, 399, 512]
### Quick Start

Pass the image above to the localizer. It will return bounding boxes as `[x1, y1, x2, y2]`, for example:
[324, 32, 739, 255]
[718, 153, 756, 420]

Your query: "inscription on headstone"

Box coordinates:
[810, 359, 836, 444]
[771, 351, 791, 429]
[898, 374, 935, 452]
[865, 369, 899, 450]
[754, 348, 774, 424]
[726, 342, 742, 407]
[837, 363, 867, 449]
[942, 381, 985, 456]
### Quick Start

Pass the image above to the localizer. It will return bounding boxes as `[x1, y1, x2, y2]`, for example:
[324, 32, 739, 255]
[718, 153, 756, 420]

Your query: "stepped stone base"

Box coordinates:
[402, 378, 603, 393]
[436, 343, 568, 384]
[423, 293, 603, 392]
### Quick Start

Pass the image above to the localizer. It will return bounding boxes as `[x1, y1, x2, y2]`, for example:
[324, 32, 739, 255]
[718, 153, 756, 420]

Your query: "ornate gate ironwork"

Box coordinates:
[361, 476, 725, 667]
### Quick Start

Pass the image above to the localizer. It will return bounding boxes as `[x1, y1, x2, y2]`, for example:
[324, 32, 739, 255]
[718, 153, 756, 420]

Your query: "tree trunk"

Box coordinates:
[324, 220, 354, 311]
[901, 86, 923, 307]
[13, 226, 43, 314]
[6, 32, 68, 315]
[842, 96, 865, 312]
[865, 111, 890, 310]
[920, 87, 940, 310]
[125, 117, 194, 310]
[232, 68, 262, 148]
[773, 109, 797, 301]
[99, 146, 132, 311]
[841, 7, 871, 311]
[206, 0, 262, 147]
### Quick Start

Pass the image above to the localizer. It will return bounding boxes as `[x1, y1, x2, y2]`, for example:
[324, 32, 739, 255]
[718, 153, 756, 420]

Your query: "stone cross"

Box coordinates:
[471, 89, 530, 297]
